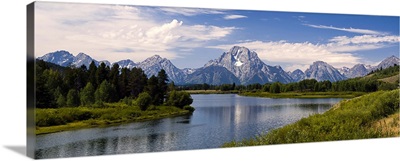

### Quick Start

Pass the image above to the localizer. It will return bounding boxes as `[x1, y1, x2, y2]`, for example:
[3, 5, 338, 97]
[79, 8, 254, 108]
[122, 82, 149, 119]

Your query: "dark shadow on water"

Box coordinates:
[4, 146, 26, 156]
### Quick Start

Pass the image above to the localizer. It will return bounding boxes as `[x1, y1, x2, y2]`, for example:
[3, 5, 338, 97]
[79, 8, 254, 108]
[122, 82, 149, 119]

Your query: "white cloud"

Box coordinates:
[159, 7, 224, 16]
[180, 25, 237, 41]
[325, 35, 400, 52]
[329, 35, 399, 45]
[208, 41, 361, 71]
[224, 14, 247, 20]
[305, 24, 386, 35]
[208, 34, 400, 72]
[35, 2, 236, 63]
[324, 43, 386, 53]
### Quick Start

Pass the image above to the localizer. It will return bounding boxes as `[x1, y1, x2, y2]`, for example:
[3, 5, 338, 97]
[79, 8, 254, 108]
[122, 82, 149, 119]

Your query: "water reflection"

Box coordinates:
[35, 94, 343, 159]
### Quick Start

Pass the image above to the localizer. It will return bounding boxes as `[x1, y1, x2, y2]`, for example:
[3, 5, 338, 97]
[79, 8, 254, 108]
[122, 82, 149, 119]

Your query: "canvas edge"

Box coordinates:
[27, 1, 36, 159]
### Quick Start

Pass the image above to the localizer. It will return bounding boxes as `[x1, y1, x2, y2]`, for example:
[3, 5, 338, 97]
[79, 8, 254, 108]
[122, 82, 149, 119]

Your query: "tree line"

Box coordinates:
[178, 65, 399, 93]
[36, 60, 192, 111]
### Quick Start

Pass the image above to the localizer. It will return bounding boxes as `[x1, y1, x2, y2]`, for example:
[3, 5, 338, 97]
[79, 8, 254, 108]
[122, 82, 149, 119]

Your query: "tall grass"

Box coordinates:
[224, 89, 399, 147]
[36, 102, 191, 134]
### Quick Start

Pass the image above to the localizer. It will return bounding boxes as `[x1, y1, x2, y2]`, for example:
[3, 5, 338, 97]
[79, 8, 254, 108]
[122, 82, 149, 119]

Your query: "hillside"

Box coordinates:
[224, 89, 400, 147]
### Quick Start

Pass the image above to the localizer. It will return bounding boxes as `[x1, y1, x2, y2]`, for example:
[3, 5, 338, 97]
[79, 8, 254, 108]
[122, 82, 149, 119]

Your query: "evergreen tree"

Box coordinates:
[157, 69, 169, 104]
[75, 65, 89, 90]
[56, 94, 66, 107]
[96, 63, 109, 87]
[95, 80, 116, 103]
[80, 82, 95, 106]
[118, 68, 131, 98]
[168, 81, 176, 91]
[262, 84, 271, 92]
[66, 89, 80, 107]
[36, 73, 55, 108]
[88, 61, 98, 88]
[314, 83, 320, 92]
[109, 63, 120, 101]
[64, 68, 78, 90]
[270, 82, 281, 93]
[128, 67, 148, 98]
[202, 83, 210, 91]
[43, 69, 63, 95]
[53, 87, 64, 108]
[146, 75, 160, 105]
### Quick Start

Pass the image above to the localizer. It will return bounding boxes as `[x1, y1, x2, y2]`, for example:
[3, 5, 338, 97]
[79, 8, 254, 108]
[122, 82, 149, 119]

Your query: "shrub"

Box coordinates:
[167, 91, 193, 108]
[137, 92, 152, 111]
[56, 94, 66, 107]
[121, 97, 134, 106]
[147, 105, 158, 111]
[36, 110, 66, 127]
[183, 105, 195, 113]
[129, 111, 142, 118]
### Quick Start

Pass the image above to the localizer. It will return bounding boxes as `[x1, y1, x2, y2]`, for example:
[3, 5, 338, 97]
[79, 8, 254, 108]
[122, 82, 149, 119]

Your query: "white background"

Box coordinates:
[0, 0, 399, 160]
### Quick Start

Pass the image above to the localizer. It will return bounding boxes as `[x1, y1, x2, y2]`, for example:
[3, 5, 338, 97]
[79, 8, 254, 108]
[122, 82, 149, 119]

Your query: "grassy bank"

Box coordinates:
[184, 90, 239, 94]
[240, 91, 366, 98]
[223, 89, 399, 147]
[36, 103, 191, 135]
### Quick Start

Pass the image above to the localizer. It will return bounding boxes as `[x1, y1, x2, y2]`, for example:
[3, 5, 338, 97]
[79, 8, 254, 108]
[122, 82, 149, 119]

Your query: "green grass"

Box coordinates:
[36, 103, 191, 135]
[223, 89, 399, 147]
[240, 91, 366, 98]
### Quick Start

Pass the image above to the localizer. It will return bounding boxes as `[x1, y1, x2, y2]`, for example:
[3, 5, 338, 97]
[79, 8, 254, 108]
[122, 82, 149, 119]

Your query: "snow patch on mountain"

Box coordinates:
[289, 69, 306, 82]
[375, 55, 399, 70]
[137, 55, 186, 84]
[304, 61, 346, 82]
[205, 46, 293, 84]
[37, 50, 74, 67]
[115, 59, 137, 69]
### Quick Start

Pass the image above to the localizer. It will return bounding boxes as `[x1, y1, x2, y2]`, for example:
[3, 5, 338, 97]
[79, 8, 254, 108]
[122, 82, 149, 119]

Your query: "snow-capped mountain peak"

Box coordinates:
[343, 64, 369, 78]
[182, 68, 196, 75]
[115, 59, 137, 69]
[72, 52, 98, 68]
[289, 69, 306, 82]
[304, 61, 345, 82]
[138, 55, 185, 84]
[205, 46, 293, 84]
[338, 66, 350, 75]
[37, 50, 74, 67]
[340, 55, 399, 78]
[38, 49, 397, 85]
[376, 55, 399, 70]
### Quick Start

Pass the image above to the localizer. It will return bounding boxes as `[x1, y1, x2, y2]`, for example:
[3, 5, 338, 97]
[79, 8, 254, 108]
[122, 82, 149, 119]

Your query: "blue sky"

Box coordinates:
[36, 2, 399, 71]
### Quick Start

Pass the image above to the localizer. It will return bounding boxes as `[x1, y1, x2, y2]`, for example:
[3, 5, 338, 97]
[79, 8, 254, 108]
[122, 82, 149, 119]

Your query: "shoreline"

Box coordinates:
[222, 89, 399, 147]
[184, 90, 239, 94]
[36, 106, 192, 135]
[238, 91, 366, 98]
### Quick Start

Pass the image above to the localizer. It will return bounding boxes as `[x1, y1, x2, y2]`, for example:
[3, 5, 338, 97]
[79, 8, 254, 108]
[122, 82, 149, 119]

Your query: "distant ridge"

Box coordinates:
[38, 49, 399, 84]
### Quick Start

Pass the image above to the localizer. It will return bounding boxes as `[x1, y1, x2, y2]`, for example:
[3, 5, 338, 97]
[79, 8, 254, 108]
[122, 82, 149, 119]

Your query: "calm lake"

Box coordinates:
[35, 94, 343, 159]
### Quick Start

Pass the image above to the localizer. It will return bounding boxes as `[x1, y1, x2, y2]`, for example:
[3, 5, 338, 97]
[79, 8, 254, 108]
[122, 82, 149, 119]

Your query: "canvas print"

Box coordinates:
[27, 1, 400, 159]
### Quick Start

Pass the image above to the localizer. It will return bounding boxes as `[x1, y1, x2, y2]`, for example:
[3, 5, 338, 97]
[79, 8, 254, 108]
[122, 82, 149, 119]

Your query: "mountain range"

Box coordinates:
[204, 46, 293, 84]
[37, 46, 399, 85]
